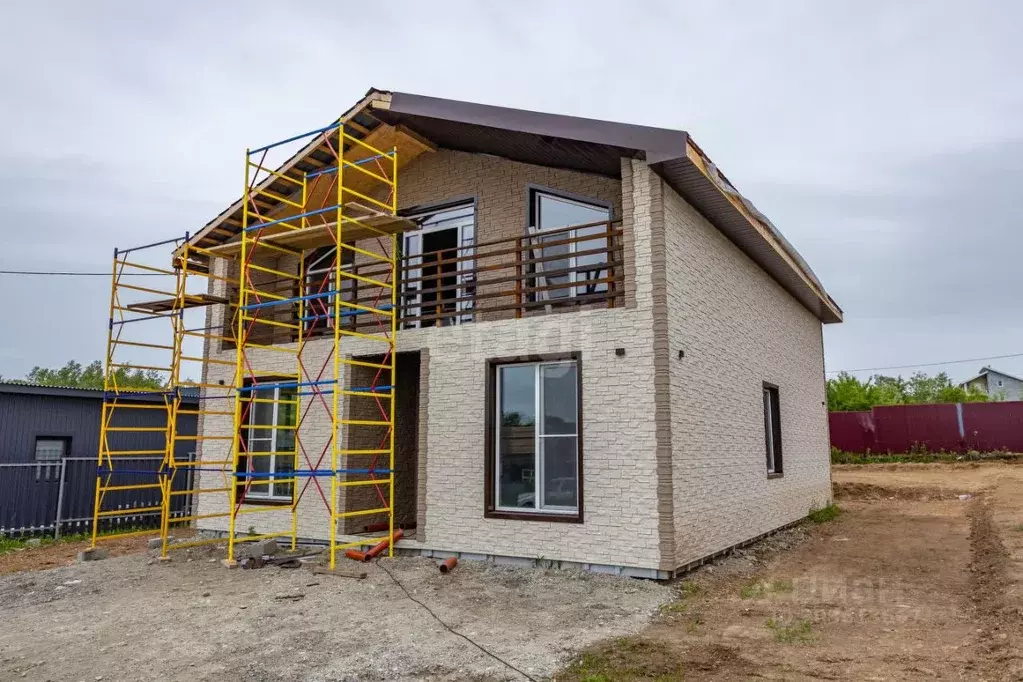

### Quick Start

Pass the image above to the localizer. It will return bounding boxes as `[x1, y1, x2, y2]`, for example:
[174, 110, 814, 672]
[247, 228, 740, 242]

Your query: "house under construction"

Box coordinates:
[91, 89, 842, 579]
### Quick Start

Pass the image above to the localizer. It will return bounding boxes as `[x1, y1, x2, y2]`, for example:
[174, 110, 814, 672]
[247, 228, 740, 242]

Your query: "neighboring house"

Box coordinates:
[0, 382, 198, 534]
[186, 89, 842, 578]
[960, 366, 1023, 401]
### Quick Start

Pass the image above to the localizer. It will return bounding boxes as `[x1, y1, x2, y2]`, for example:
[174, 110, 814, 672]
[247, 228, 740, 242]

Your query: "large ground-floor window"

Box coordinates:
[237, 382, 297, 502]
[486, 354, 582, 522]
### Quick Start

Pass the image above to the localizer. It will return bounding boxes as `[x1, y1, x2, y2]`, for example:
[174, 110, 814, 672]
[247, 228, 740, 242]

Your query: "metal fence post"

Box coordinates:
[54, 458, 68, 539]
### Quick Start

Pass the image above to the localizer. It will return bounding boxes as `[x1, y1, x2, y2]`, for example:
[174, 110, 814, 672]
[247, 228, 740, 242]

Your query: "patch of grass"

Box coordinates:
[831, 447, 1021, 465]
[679, 580, 702, 597]
[766, 617, 814, 644]
[1011, 524, 1023, 533]
[740, 581, 766, 599]
[560, 637, 685, 682]
[740, 578, 794, 599]
[0, 526, 154, 556]
[807, 503, 841, 524]
[685, 613, 704, 633]
[658, 600, 688, 616]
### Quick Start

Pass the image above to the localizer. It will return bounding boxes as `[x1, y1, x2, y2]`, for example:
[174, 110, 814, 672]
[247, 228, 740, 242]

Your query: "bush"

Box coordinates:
[807, 504, 841, 524]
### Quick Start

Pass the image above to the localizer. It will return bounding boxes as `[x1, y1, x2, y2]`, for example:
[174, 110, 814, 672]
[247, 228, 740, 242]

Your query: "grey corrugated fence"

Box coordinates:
[0, 457, 195, 538]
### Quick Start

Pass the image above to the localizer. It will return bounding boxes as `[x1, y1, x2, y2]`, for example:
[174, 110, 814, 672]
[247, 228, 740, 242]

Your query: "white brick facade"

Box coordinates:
[193, 150, 833, 576]
[663, 185, 833, 567]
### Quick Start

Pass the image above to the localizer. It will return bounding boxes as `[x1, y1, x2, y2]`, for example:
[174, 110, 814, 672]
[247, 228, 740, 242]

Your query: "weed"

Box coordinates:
[561, 637, 684, 681]
[1011, 524, 1023, 533]
[740, 579, 793, 599]
[766, 617, 814, 644]
[807, 503, 841, 524]
[532, 555, 556, 569]
[740, 581, 766, 599]
[685, 613, 704, 633]
[679, 580, 702, 597]
[658, 601, 688, 616]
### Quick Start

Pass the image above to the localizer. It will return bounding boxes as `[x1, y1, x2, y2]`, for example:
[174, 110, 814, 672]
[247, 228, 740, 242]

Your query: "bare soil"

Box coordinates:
[557, 462, 1023, 681]
[3, 462, 1023, 681]
[0, 544, 669, 681]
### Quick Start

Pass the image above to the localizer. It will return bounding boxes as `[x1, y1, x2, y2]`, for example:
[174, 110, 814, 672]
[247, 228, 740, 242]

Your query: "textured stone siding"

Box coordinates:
[663, 185, 832, 568]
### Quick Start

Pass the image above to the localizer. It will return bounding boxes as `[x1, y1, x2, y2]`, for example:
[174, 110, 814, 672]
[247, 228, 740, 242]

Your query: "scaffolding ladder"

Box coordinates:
[91, 239, 182, 546]
[161, 240, 238, 556]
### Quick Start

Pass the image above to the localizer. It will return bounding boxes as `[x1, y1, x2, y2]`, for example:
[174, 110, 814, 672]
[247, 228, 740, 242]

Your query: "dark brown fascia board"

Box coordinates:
[387, 91, 689, 161]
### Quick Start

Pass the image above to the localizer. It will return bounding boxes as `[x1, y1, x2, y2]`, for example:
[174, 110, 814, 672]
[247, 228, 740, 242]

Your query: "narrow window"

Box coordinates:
[34, 437, 68, 462]
[528, 190, 610, 302]
[763, 384, 782, 476]
[237, 381, 297, 502]
[487, 356, 582, 520]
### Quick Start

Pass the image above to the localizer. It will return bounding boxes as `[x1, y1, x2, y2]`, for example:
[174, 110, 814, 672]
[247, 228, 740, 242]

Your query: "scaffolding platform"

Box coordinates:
[126, 293, 228, 314]
[206, 203, 414, 258]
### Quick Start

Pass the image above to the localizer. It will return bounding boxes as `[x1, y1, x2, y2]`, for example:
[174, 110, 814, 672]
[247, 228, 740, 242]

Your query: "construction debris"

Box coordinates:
[440, 557, 458, 574]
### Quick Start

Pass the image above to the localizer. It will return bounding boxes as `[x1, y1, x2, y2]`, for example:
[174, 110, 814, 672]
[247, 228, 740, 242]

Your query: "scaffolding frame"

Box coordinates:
[91, 238, 235, 552]
[225, 120, 401, 568]
[91, 118, 403, 567]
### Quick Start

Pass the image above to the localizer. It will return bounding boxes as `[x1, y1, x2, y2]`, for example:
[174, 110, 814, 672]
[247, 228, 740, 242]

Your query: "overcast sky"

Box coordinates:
[0, 1, 1020, 384]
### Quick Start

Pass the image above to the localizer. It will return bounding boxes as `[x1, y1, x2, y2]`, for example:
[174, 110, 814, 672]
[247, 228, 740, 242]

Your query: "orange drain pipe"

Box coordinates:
[345, 549, 367, 562]
[363, 529, 403, 561]
[439, 557, 458, 573]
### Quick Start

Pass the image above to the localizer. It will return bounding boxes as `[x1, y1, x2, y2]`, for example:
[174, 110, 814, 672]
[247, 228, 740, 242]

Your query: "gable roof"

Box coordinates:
[960, 366, 1023, 387]
[186, 88, 842, 324]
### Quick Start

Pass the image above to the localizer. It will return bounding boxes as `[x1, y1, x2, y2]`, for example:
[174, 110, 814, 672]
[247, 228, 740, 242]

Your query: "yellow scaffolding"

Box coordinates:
[225, 120, 401, 568]
[91, 241, 180, 547]
[92, 117, 406, 566]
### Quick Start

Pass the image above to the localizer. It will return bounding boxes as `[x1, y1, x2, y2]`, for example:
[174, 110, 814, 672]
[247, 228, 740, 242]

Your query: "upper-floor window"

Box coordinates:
[303, 246, 355, 335]
[528, 189, 611, 302]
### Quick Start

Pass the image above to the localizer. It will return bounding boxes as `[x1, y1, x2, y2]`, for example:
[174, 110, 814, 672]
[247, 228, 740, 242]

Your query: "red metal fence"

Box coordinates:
[830, 401, 1023, 454]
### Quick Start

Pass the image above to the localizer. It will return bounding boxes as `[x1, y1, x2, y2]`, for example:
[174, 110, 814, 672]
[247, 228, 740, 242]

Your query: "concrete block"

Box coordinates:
[244, 538, 278, 558]
[147, 538, 163, 550]
[77, 547, 109, 562]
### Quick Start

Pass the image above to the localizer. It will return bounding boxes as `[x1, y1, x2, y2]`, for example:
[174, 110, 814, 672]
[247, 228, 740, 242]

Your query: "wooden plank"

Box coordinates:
[126, 293, 228, 314]
[206, 206, 416, 258]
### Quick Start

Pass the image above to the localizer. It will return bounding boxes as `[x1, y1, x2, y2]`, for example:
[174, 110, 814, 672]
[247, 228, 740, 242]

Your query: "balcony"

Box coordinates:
[225, 219, 625, 345]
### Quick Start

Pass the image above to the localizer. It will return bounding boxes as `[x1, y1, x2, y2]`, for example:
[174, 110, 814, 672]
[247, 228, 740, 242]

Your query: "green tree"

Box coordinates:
[26, 360, 165, 390]
[827, 371, 988, 411]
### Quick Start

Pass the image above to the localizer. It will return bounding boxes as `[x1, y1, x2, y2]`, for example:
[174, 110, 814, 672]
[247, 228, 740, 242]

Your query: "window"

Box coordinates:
[237, 382, 297, 501]
[763, 384, 782, 476]
[486, 355, 582, 521]
[34, 437, 68, 462]
[528, 189, 611, 301]
[402, 202, 476, 328]
[303, 246, 355, 335]
[997, 379, 1004, 388]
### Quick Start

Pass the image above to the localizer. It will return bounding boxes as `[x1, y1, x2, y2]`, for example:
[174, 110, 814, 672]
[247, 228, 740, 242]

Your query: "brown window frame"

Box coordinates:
[763, 382, 783, 478]
[484, 352, 584, 523]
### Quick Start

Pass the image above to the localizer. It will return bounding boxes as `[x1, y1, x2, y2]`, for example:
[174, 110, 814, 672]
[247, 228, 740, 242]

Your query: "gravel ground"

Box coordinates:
[0, 548, 669, 681]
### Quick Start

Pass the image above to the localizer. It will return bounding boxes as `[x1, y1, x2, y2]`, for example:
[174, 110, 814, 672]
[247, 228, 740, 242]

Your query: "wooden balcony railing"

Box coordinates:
[220, 219, 625, 346]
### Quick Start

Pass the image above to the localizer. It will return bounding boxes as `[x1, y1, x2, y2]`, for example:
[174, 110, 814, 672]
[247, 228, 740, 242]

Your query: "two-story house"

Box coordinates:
[182, 89, 842, 579]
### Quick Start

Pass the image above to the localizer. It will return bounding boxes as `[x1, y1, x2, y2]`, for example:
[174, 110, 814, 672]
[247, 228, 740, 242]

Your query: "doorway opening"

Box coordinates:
[340, 351, 421, 538]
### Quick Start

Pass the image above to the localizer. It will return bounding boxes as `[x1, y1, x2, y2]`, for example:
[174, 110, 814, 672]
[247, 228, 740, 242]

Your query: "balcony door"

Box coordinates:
[403, 202, 475, 329]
